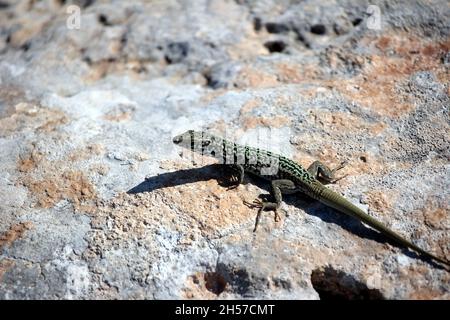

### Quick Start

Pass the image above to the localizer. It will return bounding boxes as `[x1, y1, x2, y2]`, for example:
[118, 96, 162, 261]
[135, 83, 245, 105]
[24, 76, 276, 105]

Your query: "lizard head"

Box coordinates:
[173, 130, 213, 148]
[173, 130, 221, 158]
[173, 130, 196, 147]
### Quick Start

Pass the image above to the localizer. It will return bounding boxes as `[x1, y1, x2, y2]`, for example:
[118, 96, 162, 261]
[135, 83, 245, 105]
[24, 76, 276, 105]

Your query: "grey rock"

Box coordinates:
[0, 0, 448, 300]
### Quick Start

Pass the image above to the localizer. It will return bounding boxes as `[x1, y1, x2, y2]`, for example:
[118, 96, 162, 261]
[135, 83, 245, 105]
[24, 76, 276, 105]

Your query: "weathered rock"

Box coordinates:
[0, 0, 449, 299]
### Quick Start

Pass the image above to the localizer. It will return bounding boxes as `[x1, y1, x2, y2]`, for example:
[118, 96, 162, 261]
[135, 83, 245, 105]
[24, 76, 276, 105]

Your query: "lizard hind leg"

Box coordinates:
[307, 160, 348, 183]
[244, 179, 297, 232]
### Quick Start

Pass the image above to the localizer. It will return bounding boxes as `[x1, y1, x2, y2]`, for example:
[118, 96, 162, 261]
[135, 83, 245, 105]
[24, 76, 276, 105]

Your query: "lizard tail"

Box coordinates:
[316, 187, 450, 268]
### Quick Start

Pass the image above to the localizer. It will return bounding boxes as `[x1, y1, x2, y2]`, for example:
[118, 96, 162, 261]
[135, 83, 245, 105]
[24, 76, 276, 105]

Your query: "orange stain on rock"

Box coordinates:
[18, 146, 98, 212]
[68, 144, 105, 162]
[276, 62, 320, 83]
[163, 180, 256, 237]
[0, 222, 34, 250]
[25, 170, 96, 210]
[0, 103, 68, 137]
[235, 66, 279, 88]
[308, 109, 387, 134]
[409, 288, 448, 300]
[364, 190, 396, 216]
[422, 199, 450, 231]
[239, 98, 261, 115]
[242, 115, 291, 130]
[0, 259, 15, 281]
[182, 272, 227, 299]
[333, 34, 449, 118]
[18, 148, 43, 173]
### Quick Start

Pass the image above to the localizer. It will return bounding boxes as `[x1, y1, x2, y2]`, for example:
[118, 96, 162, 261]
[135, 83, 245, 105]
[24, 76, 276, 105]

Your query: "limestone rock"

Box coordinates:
[0, 0, 449, 299]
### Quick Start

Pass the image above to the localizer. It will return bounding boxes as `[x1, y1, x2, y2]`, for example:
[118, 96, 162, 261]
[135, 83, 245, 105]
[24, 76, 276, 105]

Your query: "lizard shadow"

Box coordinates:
[127, 164, 225, 194]
[282, 193, 444, 270]
[250, 176, 445, 270]
[128, 165, 445, 270]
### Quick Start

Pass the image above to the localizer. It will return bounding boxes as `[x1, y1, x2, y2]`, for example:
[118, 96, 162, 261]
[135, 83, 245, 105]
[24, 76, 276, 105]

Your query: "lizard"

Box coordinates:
[172, 129, 450, 268]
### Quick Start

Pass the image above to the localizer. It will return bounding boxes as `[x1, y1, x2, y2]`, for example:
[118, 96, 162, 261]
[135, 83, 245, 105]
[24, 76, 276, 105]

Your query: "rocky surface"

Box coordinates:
[0, 0, 449, 299]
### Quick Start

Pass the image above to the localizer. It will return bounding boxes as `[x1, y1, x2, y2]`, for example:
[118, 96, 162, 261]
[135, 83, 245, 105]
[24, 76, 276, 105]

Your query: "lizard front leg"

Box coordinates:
[244, 179, 297, 232]
[307, 160, 347, 183]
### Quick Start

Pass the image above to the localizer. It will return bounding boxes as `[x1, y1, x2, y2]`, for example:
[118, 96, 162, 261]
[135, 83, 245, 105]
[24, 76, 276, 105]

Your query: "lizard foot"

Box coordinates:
[244, 199, 280, 232]
[329, 160, 348, 183]
[227, 179, 241, 191]
[330, 173, 348, 183]
[226, 175, 240, 190]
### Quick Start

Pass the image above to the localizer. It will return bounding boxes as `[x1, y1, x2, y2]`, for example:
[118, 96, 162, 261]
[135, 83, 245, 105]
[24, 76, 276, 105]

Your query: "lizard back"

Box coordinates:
[173, 130, 315, 185]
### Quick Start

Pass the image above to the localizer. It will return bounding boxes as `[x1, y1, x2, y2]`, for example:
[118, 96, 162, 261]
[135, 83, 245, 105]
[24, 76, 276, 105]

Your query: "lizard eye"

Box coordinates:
[202, 140, 211, 147]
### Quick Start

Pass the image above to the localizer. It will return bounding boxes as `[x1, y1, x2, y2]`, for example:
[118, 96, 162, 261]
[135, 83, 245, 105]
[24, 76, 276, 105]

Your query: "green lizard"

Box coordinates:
[172, 130, 449, 267]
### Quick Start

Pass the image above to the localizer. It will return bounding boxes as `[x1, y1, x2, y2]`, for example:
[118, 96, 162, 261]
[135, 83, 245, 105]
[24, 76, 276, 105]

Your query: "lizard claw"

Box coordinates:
[331, 173, 348, 183]
[274, 210, 281, 222]
[339, 160, 349, 168]
[333, 160, 348, 173]
[243, 199, 263, 209]
[329, 160, 349, 183]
